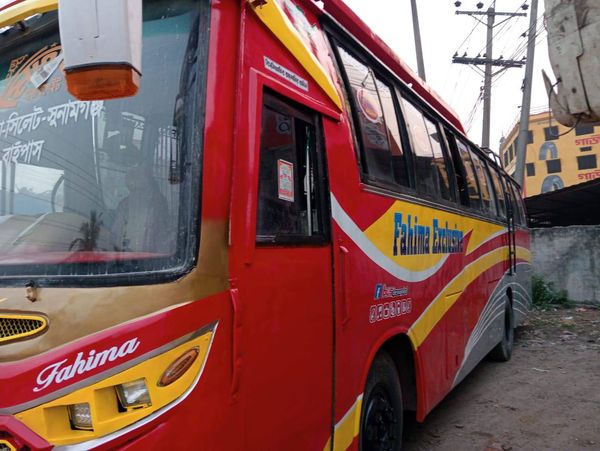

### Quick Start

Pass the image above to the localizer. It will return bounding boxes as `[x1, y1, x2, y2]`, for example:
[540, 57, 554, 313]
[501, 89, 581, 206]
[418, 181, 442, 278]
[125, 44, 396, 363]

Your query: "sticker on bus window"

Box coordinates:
[277, 159, 294, 202]
[356, 87, 381, 123]
[0, 44, 63, 109]
[276, 113, 292, 134]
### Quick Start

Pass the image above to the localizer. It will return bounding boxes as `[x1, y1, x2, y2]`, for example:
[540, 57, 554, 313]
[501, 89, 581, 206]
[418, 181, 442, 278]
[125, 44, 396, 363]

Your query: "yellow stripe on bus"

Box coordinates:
[0, 0, 57, 28]
[364, 199, 506, 272]
[249, 0, 343, 110]
[408, 246, 531, 349]
[323, 247, 531, 450]
[323, 394, 363, 451]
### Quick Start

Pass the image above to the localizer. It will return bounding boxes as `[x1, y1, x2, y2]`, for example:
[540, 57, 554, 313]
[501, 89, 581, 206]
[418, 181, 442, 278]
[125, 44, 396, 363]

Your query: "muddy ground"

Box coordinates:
[404, 307, 600, 451]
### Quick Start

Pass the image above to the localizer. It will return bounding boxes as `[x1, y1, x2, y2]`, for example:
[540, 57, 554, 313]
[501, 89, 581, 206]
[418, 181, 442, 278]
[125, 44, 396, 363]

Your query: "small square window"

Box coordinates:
[575, 124, 594, 136]
[546, 159, 561, 174]
[544, 126, 559, 141]
[527, 130, 534, 144]
[577, 154, 597, 170]
[526, 163, 535, 177]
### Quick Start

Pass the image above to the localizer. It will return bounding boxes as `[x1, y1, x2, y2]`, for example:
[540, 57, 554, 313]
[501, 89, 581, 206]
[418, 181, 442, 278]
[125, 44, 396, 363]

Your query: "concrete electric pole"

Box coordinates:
[482, 7, 495, 149]
[514, 0, 538, 189]
[410, 0, 427, 81]
[453, 3, 528, 150]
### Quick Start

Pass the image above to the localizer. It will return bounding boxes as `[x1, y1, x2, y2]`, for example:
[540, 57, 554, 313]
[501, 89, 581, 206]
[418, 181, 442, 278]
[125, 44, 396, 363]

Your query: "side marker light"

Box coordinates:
[158, 348, 199, 387]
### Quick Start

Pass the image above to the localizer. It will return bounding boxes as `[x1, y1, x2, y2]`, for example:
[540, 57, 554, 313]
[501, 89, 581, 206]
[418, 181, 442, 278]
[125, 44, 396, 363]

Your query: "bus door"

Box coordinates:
[231, 90, 334, 449]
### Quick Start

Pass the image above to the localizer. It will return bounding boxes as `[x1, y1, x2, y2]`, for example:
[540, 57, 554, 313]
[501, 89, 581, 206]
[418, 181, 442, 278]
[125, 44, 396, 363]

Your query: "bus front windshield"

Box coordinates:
[0, 0, 207, 282]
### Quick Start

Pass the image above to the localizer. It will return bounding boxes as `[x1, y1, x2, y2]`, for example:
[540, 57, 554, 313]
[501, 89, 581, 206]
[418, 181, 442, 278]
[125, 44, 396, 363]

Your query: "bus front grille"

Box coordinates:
[0, 314, 48, 345]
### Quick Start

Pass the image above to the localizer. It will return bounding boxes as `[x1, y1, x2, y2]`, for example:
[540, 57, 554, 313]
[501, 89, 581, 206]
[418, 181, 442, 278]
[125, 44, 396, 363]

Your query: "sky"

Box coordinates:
[0, 0, 551, 154]
[343, 0, 551, 154]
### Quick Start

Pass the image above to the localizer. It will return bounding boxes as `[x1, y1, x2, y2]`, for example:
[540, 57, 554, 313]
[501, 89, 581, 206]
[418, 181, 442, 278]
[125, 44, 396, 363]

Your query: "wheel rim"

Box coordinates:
[362, 384, 398, 451]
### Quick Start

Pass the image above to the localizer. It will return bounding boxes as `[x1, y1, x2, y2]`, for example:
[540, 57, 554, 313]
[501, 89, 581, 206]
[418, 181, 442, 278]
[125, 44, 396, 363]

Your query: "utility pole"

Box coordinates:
[453, 4, 528, 149]
[514, 0, 538, 189]
[410, 0, 426, 81]
[482, 7, 495, 149]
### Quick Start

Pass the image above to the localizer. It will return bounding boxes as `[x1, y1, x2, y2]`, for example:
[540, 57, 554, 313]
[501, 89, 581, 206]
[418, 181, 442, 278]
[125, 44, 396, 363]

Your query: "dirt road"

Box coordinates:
[404, 307, 600, 451]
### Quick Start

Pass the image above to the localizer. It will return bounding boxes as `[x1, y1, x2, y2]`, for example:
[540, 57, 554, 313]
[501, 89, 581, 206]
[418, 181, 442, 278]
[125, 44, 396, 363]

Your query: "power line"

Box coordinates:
[452, 2, 530, 149]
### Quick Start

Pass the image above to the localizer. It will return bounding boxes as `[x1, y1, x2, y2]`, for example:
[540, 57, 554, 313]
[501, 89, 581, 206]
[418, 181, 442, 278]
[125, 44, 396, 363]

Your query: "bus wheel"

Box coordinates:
[360, 352, 403, 451]
[490, 301, 514, 362]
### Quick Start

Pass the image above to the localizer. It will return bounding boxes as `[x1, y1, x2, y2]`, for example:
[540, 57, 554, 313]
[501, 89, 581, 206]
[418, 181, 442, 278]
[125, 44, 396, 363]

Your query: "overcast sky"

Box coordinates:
[343, 0, 551, 153]
[0, 0, 551, 153]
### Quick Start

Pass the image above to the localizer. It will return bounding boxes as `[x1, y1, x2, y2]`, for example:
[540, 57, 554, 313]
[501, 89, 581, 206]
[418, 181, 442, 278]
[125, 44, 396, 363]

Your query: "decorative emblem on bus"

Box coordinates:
[33, 338, 140, 392]
[0, 44, 63, 109]
[374, 283, 409, 300]
[393, 213, 465, 257]
[356, 87, 381, 123]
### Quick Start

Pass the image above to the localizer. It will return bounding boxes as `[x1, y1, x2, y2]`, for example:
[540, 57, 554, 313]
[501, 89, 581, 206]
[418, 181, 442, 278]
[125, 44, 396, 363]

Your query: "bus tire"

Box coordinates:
[359, 352, 403, 451]
[490, 301, 514, 362]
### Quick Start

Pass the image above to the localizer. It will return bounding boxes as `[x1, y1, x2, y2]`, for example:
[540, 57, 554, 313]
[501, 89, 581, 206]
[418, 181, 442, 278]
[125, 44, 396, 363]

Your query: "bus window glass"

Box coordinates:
[456, 140, 482, 210]
[0, 0, 207, 280]
[517, 189, 527, 225]
[470, 151, 498, 216]
[401, 98, 453, 201]
[470, 150, 496, 215]
[337, 47, 401, 187]
[508, 183, 526, 225]
[256, 94, 327, 242]
[375, 79, 410, 187]
[424, 118, 454, 201]
[482, 161, 499, 216]
[489, 167, 507, 219]
[444, 130, 469, 207]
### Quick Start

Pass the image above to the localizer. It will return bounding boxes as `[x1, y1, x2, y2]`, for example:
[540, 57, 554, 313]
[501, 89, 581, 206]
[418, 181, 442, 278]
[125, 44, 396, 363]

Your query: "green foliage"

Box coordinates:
[532, 274, 572, 309]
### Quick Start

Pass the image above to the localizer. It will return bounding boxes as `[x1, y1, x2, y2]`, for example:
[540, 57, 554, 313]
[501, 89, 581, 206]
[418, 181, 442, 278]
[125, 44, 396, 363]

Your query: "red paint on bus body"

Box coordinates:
[1, 1, 530, 450]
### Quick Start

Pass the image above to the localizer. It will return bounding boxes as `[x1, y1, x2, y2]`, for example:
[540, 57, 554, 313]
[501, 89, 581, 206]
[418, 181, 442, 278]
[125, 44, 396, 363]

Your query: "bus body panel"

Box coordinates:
[0, 1, 532, 450]
[227, 5, 337, 449]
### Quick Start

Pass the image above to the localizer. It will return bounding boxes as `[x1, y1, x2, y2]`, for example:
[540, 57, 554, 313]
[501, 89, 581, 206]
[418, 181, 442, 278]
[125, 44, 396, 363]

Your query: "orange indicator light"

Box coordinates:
[158, 347, 199, 387]
[65, 65, 140, 101]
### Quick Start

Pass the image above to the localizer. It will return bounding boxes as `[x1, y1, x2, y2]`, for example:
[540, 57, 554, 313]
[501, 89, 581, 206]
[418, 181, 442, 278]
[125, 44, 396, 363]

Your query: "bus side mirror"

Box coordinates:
[59, 0, 142, 101]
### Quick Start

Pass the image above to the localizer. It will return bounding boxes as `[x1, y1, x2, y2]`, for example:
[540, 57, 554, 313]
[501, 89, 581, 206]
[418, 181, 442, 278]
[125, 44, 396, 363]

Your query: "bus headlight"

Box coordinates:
[115, 379, 152, 410]
[68, 403, 93, 430]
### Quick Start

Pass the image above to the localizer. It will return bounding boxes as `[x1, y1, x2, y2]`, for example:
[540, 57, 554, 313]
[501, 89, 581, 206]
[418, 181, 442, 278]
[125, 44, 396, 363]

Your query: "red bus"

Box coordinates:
[0, 0, 531, 450]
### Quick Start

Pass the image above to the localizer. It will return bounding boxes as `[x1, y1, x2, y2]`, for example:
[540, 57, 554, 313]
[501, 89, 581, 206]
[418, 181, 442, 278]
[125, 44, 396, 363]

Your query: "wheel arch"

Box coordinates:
[380, 334, 418, 412]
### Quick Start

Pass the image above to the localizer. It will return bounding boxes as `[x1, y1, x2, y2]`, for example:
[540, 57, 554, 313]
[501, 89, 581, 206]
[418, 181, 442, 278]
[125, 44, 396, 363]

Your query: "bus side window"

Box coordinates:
[256, 92, 328, 243]
[504, 176, 515, 218]
[401, 97, 455, 202]
[517, 188, 527, 225]
[337, 46, 410, 188]
[508, 182, 526, 226]
[375, 78, 411, 187]
[456, 139, 482, 210]
[489, 167, 508, 220]
[444, 130, 469, 207]
[470, 150, 498, 217]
